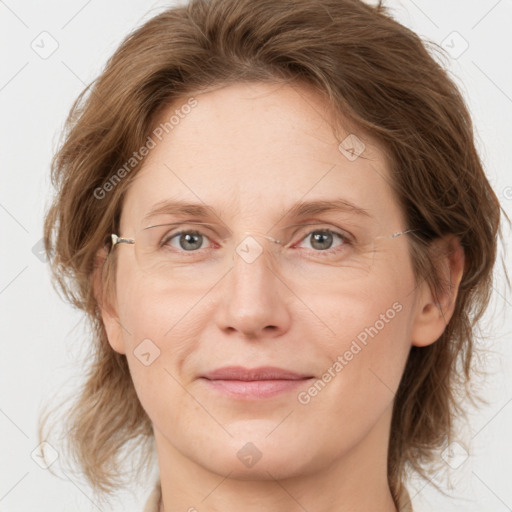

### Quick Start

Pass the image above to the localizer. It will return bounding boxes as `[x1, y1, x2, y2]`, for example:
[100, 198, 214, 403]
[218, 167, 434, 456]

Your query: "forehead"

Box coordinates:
[120, 82, 403, 232]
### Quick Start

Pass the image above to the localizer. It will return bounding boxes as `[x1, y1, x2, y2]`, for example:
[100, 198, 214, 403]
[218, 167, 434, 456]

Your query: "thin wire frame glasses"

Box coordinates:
[107, 221, 417, 289]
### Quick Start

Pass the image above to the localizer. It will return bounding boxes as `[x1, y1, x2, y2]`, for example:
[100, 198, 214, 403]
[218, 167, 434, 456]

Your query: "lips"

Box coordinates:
[202, 366, 312, 381]
[200, 366, 314, 400]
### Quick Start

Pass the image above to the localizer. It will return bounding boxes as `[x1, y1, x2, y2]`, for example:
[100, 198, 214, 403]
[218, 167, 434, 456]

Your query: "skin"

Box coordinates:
[98, 82, 464, 512]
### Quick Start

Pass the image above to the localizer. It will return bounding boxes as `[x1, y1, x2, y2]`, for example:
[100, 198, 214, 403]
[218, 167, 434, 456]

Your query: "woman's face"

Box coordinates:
[104, 82, 426, 480]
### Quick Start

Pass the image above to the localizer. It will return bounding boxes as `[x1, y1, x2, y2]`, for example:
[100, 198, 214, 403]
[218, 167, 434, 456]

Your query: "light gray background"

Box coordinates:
[1, 1, 511, 511]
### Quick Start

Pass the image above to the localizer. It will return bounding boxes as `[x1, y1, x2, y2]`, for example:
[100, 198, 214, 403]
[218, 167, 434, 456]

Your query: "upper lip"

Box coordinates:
[201, 366, 312, 381]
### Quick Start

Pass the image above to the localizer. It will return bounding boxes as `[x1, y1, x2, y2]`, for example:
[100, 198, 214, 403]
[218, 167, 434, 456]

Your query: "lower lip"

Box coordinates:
[201, 378, 311, 399]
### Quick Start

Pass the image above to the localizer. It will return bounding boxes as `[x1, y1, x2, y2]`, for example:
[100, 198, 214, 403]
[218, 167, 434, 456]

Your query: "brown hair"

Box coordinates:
[40, 0, 504, 506]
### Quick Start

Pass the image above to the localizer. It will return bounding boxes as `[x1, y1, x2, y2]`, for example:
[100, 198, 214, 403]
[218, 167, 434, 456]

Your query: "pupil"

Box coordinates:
[180, 233, 202, 251]
[311, 231, 332, 250]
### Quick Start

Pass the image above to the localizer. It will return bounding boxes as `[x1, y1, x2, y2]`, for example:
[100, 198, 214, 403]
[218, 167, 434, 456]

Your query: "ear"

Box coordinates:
[92, 247, 126, 355]
[411, 235, 465, 347]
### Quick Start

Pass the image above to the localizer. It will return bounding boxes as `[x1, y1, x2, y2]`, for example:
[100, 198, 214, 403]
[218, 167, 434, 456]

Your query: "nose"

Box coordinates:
[214, 235, 292, 339]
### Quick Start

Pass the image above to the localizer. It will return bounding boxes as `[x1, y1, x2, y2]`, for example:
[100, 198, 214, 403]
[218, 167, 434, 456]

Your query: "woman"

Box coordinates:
[40, 0, 503, 510]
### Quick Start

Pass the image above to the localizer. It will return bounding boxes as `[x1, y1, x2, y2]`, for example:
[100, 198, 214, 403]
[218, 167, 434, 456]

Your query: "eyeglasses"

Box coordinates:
[108, 221, 416, 290]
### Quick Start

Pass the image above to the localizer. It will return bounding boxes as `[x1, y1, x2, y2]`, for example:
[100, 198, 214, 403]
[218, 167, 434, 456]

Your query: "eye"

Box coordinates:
[295, 229, 349, 253]
[164, 230, 211, 251]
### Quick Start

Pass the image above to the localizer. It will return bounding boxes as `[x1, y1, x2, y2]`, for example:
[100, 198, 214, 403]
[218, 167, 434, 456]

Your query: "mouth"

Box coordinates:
[199, 366, 314, 400]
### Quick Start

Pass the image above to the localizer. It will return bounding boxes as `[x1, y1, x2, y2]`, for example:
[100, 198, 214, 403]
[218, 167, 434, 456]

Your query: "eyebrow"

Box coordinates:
[143, 198, 371, 224]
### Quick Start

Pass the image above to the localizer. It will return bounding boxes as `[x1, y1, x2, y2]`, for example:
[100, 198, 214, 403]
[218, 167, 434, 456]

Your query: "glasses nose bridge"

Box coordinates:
[239, 230, 282, 244]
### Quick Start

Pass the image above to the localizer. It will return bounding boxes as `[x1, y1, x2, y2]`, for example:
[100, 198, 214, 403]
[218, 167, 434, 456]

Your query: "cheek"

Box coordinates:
[113, 266, 216, 404]
[116, 263, 207, 344]
[306, 268, 415, 409]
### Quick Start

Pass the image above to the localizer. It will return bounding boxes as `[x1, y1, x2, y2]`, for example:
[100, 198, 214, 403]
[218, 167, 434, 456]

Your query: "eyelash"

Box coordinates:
[161, 226, 352, 258]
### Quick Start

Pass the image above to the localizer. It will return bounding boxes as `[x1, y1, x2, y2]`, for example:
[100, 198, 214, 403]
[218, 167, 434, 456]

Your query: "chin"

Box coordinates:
[202, 451, 310, 482]
[190, 430, 326, 482]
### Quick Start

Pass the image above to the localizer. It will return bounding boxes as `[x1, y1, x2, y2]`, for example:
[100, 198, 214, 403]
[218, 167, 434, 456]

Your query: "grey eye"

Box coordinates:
[300, 230, 346, 251]
[168, 231, 208, 251]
